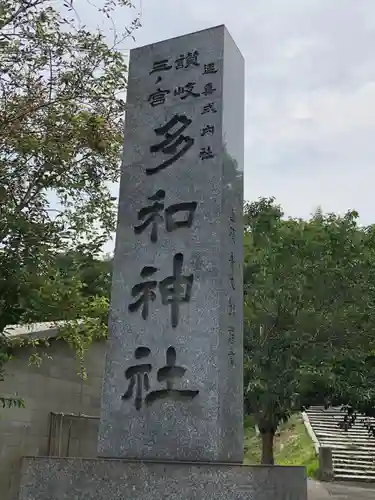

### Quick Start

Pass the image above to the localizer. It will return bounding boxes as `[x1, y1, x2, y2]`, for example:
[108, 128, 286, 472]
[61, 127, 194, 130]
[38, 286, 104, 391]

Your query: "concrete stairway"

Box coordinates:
[305, 406, 375, 482]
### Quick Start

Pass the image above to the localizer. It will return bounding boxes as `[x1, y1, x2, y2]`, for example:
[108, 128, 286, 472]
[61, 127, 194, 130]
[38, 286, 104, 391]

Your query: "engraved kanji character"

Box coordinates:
[229, 252, 235, 266]
[203, 62, 218, 74]
[174, 82, 200, 100]
[200, 125, 215, 136]
[201, 102, 217, 114]
[229, 224, 236, 242]
[229, 252, 235, 290]
[228, 326, 235, 344]
[230, 276, 235, 291]
[165, 201, 198, 233]
[150, 59, 172, 74]
[199, 146, 215, 160]
[145, 346, 199, 405]
[147, 114, 194, 175]
[202, 83, 216, 96]
[128, 266, 158, 320]
[185, 50, 200, 67]
[134, 190, 165, 243]
[122, 347, 152, 410]
[134, 190, 198, 242]
[175, 50, 200, 69]
[148, 88, 170, 107]
[228, 297, 236, 316]
[159, 253, 193, 328]
[228, 349, 235, 366]
[175, 54, 185, 70]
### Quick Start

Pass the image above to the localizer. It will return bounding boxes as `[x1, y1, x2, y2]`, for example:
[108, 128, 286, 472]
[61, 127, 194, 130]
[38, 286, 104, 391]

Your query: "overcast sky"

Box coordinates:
[84, 0, 375, 229]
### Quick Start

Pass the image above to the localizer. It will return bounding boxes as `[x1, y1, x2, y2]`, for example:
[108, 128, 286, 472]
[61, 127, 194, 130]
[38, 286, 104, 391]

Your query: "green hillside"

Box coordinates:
[244, 414, 319, 477]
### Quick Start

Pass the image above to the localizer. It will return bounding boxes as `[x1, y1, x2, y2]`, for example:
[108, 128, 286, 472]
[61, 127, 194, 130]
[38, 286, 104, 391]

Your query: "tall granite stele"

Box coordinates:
[18, 26, 307, 500]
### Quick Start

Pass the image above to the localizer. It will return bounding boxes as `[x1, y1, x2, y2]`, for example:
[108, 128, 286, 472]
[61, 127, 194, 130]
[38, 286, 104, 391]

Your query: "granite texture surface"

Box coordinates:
[18, 457, 307, 500]
[98, 25, 245, 462]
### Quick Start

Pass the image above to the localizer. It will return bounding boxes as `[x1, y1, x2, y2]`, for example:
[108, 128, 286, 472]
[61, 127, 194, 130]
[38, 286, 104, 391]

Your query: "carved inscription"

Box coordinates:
[122, 346, 199, 409]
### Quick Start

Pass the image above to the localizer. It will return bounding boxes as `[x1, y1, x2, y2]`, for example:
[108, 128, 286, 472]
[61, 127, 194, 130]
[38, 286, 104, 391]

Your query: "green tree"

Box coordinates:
[2, 250, 113, 324]
[55, 251, 112, 301]
[0, 0, 139, 397]
[243, 197, 375, 464]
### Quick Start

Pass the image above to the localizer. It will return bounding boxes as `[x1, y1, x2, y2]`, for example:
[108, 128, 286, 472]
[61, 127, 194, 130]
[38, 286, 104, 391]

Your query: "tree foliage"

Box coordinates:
[56, 251, 112, 300]
[12, 251, 113, 378]
[0, 0, 137, 327]
[0, 0, 139, 400]
[243, 197, 375, 464]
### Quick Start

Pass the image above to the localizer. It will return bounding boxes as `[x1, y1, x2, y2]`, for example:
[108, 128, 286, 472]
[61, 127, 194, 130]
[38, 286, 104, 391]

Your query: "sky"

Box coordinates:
[82, 0, 375, 229]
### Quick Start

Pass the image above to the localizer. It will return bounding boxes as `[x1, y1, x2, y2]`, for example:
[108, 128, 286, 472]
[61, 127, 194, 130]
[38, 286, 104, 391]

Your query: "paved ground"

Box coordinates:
[308, 480, 331, 499]
[308, 479, 375, 499]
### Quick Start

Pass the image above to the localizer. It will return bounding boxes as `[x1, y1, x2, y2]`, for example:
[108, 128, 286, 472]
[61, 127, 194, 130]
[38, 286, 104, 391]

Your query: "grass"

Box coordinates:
[243, 413, 320, 478]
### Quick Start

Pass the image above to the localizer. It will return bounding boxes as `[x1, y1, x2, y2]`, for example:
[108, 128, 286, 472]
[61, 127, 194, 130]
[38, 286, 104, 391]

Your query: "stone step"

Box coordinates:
[309, 418, 373, 424]
[307, 409, 374, 414]
[308, 419, 375, 426]
[333, 458, 375, 467]
[333, 456, 375, 462]
[309, 416, 373, 422]
[311, 425, 375, 440]
[307, 413, 375, 424]
[307, 410, 375, 419]
[315, 432, 374, 437]
[307, 413, 375, 425]
[309, 421, 374, 428]
[309, 417, 372, 422]
[319, 442, 375, 451]
[307, 412, 347, 416]
[333, 450, 375, 457]
[314, 430, 372, 436]
[335, 469, 375, 476]
[311, 424, 373, 430]
[318, 436, 375, 444]
[308, 405, 375, 413]
[315, 430, 373, 437]
[332, 457, 375, 468]
[320, 440, 375, 447]
[314, 429, 373, 436]
[313, 426, 375, 431]
[316, 436, 375, 444]
[334, 450, 375, 456]
[305, 406, 375, 482]
[324, 436, 375, 442]
[311, 424, 372, 431]
[318, 437, 375, 444]
[307, 408, 374, 413]
[334, 468, 375, 477]
[318, 442, 375, 453]
[334, 473, 375, 481]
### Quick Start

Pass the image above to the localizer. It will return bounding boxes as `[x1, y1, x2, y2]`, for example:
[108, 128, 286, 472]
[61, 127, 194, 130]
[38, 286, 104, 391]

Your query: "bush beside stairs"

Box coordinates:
[305, 405, 375, 482]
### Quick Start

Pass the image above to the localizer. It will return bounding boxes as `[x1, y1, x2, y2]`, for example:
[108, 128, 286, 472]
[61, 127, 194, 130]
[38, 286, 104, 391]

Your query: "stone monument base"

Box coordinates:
[18, 457, 307, 500]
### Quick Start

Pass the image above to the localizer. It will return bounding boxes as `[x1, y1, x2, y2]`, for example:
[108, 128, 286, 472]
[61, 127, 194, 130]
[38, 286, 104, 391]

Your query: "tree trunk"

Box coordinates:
[261, 430, 275, 465]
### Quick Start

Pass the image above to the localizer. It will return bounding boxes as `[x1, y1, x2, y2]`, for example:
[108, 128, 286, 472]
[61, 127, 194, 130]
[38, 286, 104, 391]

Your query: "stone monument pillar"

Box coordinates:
[17, 25, 307, 500]
[98, 21, 244, 465]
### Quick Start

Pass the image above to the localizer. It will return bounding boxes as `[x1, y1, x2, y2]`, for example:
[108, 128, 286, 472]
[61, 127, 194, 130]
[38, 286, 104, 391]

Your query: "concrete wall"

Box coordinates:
[0, 339, 106, 500]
